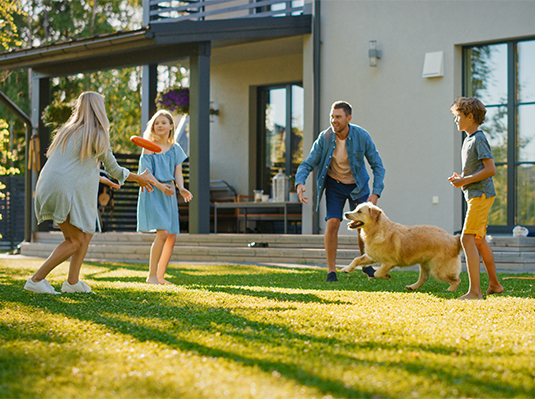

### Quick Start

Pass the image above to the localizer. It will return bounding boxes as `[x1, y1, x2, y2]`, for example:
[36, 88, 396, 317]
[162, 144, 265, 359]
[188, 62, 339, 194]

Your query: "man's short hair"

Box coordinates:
[450, 97, 486, 125]
[332, 101, 352, 116]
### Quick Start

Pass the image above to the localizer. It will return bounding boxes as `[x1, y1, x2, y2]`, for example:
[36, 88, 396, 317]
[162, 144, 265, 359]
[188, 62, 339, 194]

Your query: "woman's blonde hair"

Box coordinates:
[143, 109, 175, 145]
[47, 91, 110, 161]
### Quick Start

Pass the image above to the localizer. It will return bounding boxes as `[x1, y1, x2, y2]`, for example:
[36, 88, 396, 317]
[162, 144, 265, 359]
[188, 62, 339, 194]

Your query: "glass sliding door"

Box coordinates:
[516, 40, 535, 226]
[258, 84, 304, 196]
[464, 39, 535, 232]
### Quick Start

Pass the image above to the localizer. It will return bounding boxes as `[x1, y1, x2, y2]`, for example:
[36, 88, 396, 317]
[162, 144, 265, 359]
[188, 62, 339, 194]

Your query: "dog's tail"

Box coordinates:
[454, 234, 462, 253]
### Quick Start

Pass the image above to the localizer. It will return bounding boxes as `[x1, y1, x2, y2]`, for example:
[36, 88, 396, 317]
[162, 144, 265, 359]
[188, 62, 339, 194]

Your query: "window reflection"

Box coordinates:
[260, 84, 304, 194]
[291, 85, 304, 176]
[265, 88, 287, 170]
[517, 164, 535, 225]
[467, 44, 507, 106]
[518, 104, 535, 162]
[489, 165, 507, 226]
[518, 40, 535, 103]
[481, 106, 507, 163]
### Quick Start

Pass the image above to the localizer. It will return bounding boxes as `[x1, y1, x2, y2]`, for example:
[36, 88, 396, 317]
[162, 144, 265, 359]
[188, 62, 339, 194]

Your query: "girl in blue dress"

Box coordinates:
[137, 110, 193, 284]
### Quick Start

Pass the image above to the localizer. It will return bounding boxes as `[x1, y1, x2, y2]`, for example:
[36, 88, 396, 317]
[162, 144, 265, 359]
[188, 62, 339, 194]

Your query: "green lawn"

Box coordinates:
[1, 258, 534, 399]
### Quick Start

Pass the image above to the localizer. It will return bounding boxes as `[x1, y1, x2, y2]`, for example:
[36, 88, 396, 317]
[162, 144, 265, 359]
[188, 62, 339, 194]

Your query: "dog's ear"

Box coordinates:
[368, 206, 382, 221]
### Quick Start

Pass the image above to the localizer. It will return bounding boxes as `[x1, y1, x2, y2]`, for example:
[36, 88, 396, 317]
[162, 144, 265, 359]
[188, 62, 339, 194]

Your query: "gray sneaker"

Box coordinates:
[24, 278, 60, 294]
[362, 266, 376, 278]
[326, 272, 338, 282]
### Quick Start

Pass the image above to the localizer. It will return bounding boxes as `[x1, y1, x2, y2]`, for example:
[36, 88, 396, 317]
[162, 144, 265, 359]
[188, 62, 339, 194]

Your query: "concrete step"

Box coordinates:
[20, 232, 535, 272]
[21, 232, 360, 267]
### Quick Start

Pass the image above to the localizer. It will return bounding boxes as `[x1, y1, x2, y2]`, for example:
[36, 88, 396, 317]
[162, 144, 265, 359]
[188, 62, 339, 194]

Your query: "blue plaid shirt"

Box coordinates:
[295, 124, 385, 211]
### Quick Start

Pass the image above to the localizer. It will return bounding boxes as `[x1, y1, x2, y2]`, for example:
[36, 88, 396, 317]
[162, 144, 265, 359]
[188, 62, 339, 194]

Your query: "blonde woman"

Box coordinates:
[25, 91, 157, 294]
[136, 110, 192, 284]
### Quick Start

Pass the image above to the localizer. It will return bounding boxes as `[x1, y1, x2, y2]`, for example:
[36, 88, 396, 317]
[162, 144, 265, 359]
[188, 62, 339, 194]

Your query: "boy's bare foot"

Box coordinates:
[146, 276, 160, 284]
[158, 278, 173, 284]
[458, 292, 483, 300]
[486, 284, 504, 295]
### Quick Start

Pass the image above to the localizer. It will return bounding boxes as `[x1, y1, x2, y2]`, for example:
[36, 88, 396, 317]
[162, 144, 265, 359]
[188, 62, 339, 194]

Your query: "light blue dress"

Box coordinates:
[136, 144, 188, 234]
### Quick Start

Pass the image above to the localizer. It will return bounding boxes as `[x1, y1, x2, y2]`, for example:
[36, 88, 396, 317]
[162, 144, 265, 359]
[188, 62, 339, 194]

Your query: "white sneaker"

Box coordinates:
[61, 280, 92, 293]
[24, 278, 60, 294]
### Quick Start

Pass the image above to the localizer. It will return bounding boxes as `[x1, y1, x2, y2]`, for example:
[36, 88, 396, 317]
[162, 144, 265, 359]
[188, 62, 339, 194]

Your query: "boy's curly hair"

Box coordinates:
[450, 97, 486, 125]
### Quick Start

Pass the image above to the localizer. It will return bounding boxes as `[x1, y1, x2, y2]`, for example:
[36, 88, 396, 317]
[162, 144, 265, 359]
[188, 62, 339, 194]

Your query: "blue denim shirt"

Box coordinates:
[295, 124, 385, 210]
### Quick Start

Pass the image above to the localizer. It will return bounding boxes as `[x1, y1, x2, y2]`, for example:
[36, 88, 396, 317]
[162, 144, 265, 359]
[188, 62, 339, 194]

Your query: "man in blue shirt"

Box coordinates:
[295, 101, 386, 281]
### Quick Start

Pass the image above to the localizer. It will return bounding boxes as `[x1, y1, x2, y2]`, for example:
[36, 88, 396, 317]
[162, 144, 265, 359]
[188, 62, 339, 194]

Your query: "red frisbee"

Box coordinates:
[130, 136, 162, 153]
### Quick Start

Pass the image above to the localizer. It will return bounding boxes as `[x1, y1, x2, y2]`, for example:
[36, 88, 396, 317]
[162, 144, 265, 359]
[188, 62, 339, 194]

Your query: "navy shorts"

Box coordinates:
[325, 175, 368, 221]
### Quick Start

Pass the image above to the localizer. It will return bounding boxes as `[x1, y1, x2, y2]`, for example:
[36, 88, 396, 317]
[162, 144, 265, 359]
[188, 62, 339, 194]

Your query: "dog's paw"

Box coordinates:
[406, 284, 417, 291]
[375, 273, 391, 280]
[447, 283, 460, 292]
[341, 267, 351, 273]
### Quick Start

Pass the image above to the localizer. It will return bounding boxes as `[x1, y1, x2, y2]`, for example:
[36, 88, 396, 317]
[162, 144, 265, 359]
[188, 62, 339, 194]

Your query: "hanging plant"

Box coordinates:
[156, 87, 189, 114]
[156, 87, 220, 116]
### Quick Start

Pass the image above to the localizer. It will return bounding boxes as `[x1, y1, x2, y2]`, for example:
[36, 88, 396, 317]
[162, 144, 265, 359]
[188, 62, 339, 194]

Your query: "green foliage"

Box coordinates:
[41, 99, 74, 133]
[43, 68, 143, 153]
[30, 0, 142, 44]
[0, 1, 23, 50]
[0, 1, 144, 156]
[1, 259, 534, 398]
[0, 119, 21, 240]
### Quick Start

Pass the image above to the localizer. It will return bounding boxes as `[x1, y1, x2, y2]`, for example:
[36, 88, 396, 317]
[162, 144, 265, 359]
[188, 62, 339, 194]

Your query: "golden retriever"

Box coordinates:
[341, 203, 462, 291]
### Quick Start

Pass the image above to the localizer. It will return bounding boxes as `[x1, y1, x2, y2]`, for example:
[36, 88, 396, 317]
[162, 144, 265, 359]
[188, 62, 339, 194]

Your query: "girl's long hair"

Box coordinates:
[46, 91, 110, 161]
[143, 109, 175, 145]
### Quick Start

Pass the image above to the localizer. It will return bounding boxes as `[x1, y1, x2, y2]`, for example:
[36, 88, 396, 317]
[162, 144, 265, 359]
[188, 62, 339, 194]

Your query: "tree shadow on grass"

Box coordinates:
[0, 280, 374, 398]
[83, 261, 470, 300]
[1, 270, 534, 399]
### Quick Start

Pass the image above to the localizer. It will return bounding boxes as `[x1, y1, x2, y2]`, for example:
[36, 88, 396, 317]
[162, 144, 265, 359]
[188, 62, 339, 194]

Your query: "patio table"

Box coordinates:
[213, 201, 302, 234]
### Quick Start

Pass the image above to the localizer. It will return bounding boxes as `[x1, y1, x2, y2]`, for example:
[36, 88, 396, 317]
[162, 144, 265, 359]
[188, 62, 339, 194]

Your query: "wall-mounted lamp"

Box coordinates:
[368, 40, 382, 67]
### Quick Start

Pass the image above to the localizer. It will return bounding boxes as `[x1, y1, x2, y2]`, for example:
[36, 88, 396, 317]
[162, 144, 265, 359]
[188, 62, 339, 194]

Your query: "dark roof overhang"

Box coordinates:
[0, 15, 311, 77]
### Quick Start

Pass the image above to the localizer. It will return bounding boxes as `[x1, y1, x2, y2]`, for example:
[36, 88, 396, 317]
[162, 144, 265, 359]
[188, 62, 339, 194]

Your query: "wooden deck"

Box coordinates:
[20, 232, 535, 273]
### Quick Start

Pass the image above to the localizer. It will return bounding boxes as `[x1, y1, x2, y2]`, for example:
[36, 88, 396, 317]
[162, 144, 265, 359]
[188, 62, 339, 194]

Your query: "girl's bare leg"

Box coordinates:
[32, 217, 85, 282]
[66, 232, 93, 285]
[157, 234, 176, 284]
[147, 230, 169, 284]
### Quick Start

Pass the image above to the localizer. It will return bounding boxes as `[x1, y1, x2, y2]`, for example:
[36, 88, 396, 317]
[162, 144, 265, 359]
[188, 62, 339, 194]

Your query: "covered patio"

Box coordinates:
[0, 0, 315, 240]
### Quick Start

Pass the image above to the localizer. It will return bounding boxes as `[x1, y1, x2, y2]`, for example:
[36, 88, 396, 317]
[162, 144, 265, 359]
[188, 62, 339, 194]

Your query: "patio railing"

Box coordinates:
[144, 0, 307, 24]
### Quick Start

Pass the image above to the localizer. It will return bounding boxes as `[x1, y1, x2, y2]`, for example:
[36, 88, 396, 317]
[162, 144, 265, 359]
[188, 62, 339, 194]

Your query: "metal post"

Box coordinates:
[312, 0, 321, 234]
[141, 64, 157, 133]
[0, 90, 33, 243]
[188, 42, 211, 234]
[31, 72, 50, 233]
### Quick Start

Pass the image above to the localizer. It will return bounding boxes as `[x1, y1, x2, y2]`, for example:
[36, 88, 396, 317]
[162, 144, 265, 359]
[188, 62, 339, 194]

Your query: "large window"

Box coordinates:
[464, 39, 535, 232]
[257, 84, 304, 195]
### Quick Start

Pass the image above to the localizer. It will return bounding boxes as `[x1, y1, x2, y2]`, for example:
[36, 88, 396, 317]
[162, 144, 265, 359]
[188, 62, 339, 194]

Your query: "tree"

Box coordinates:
[0, 0, 144, 159]
[0, 1, 24, 243]
[0, 1, 22, 51]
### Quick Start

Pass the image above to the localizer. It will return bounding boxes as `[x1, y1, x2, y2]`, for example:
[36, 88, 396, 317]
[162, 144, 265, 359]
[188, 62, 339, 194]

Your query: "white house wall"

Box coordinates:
[318, 0, 535, 236]
[210, 39, 304, 196]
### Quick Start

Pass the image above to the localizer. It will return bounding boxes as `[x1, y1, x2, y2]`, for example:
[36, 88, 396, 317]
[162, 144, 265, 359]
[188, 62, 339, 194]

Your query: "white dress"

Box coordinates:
[35, 132, 130, 234]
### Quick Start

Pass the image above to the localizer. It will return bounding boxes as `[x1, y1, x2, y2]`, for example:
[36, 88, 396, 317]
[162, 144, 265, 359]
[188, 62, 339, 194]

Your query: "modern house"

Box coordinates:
[1, 0, 535, 243]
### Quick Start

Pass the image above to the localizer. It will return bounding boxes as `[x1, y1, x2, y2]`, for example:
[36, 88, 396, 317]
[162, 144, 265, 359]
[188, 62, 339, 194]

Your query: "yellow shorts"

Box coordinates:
[463, 193, 495, 238]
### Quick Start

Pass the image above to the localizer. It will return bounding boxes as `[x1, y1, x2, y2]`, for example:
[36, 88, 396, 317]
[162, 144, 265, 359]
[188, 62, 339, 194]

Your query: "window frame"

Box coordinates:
[463, 37, 535, 234]
[256, 82, 304, 194]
